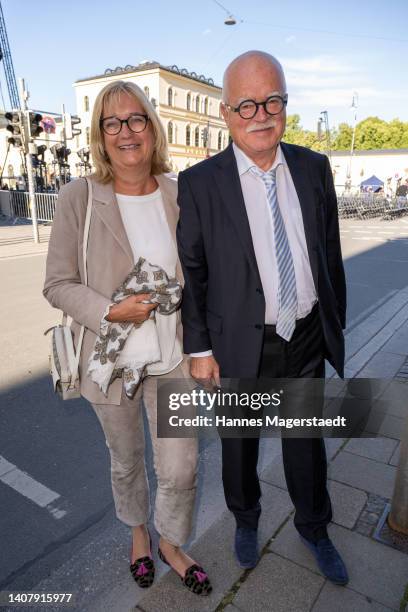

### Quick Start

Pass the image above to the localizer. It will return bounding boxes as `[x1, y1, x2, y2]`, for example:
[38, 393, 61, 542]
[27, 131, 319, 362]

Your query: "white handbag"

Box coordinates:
[45, 178, 93, 400]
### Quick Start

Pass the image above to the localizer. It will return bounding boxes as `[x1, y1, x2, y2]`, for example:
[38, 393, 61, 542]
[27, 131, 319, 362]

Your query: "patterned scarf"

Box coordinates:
[87, 257, 182, 398]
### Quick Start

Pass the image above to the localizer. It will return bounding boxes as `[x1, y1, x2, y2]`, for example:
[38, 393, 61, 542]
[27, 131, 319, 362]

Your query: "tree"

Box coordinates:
[333, 123, 352, 150]
[284, 115, 408, 152]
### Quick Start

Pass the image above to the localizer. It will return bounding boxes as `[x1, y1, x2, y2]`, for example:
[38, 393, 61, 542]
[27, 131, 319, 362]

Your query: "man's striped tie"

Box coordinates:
[250, 165, 298, 341]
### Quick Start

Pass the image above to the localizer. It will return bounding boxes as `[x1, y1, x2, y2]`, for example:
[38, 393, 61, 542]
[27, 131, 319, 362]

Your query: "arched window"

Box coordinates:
[168, 88, 173, 107]
[186, 125, 191, 146]
[144, 86, 149, 99]
[195, 95, 200, 113]
[218, 130, 222, 150]
[204, 97, 208, 115]
[86, 127, 90, 145]
[7, 164, 14, 177]
[84, 96, 89, 112]
[186, 92, 191, 111]
[194, 126, 200, 147]
[168, 122, 173, 144]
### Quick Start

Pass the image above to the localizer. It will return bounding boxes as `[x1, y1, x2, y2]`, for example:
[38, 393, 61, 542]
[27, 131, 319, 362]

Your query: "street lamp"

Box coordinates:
[346, 92, 358, 192]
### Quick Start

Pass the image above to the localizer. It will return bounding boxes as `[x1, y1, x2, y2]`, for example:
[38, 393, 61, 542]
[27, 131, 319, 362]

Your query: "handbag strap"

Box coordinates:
[66, 177, 93, 386]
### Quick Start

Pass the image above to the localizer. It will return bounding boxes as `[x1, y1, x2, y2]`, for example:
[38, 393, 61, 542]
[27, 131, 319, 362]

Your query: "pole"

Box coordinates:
[346, 92, 358, 192]
[19, 78, 39, 243]
[388, 415, 408, 534]
[25, 151, 39, 243]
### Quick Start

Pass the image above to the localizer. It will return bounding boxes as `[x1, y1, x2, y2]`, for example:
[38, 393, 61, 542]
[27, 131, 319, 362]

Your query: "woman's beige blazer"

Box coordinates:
[43, 174, 184, 405]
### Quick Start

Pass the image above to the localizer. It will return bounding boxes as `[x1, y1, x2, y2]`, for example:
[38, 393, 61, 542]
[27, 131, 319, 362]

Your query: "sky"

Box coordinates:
[2, 0, 408, 131]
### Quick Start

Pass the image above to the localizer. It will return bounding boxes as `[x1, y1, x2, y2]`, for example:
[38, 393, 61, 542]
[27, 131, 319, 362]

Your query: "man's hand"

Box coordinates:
[190, 355, 220, 389]
[105, 294, 157, 325]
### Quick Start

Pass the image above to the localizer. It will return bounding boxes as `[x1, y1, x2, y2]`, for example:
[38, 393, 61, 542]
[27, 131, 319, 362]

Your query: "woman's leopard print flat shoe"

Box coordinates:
[158, 547, 212, 596]
[130, 534, 155, 588]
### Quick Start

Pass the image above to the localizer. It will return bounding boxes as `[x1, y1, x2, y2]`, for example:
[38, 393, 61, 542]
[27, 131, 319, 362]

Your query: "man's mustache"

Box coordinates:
[246, 121, 277, 133]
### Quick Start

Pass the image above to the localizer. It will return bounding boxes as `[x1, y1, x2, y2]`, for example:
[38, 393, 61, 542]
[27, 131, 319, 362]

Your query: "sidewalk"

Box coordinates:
[0, 215, 51, 259]
[132, 287, 408, 612]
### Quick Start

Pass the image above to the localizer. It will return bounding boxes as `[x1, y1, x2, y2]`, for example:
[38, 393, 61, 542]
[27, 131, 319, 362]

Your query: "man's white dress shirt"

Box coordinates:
[191, 143, 317, 357]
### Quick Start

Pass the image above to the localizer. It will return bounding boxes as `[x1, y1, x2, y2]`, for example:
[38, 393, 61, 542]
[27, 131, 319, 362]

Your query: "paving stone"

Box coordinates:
[325, 438, 346, 461]
[356, 351, 407, 379]
[137, 482, 293, 612]
[258, 437, 282, 472]
[389, 442, 401, 467]
[378, 381, 408, 419]
[329, 451, 397, 498]
[233, 552, 324, 612]
[381, 320, 408, 356]
[328, 480, 367, 529]
[259, 452, 287, 490]
[362, 411, 405, 441]
[260, 439, 343, 494]
[270, 522, 408, 610]
[344, 437, 399, 463]
[312, 582, 393, 612]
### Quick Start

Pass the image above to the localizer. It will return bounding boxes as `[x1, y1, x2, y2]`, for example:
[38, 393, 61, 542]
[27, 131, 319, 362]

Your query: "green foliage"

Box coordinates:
[283, 115, 408, 151]
[283, 114, 325, 152]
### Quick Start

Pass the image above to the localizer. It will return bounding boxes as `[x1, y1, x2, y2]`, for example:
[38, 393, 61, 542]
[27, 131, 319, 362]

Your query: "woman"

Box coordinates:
[43, 81, 211, 596]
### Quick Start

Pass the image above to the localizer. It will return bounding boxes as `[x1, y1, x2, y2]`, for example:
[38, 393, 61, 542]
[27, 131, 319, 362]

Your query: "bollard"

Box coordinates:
[388, 415, 408, 535]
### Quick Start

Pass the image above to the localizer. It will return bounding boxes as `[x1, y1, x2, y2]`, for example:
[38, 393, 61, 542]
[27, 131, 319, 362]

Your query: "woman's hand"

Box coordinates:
[105, 294, 157, 325]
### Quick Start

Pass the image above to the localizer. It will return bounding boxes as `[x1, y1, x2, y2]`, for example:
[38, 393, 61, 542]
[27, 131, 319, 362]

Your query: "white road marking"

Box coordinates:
[353, 230, 372, 233]
[351, 237, 384, 241]
[0, 455, 67, 519]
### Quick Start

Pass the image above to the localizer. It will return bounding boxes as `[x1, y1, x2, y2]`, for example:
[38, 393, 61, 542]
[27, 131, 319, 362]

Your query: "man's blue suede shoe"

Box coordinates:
[300, 536, 349, 585]
[234, 527, 259, 569]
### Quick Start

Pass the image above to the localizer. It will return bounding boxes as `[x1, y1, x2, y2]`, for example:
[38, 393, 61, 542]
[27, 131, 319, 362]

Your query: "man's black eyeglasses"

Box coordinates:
[224, 94, 288, 120]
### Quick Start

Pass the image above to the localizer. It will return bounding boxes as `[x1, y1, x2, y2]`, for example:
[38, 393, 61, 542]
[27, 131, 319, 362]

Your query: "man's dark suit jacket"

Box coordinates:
[176, 142, 347, 378]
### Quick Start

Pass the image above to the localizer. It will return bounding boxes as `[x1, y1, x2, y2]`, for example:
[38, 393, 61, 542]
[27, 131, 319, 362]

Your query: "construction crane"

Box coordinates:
[0, 1, 20, 109]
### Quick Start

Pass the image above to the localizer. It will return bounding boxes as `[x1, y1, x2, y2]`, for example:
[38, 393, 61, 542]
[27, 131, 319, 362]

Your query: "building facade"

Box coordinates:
[74, 61, 229, 172]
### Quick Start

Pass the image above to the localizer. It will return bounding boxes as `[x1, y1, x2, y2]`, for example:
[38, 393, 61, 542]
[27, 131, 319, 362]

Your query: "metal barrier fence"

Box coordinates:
[337, 195, 408, 221]
[4, 190, 408, 224]
[9, 191, 57, 222]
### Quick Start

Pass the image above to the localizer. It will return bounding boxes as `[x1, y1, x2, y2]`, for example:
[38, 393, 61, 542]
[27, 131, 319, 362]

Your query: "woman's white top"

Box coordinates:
[116, 187, 183, 376]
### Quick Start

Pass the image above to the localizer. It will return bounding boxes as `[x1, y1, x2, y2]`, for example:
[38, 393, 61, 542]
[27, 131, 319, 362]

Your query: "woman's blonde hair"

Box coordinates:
[90, 80, 171, 183]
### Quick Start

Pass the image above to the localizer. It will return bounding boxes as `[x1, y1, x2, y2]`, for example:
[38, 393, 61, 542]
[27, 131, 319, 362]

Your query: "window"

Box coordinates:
[219, 102, 223, 118]
[194, 126, 199, 147]
[186, 92, 191, 111]
[8, 164, 14, 177]
[84, 96, 89, 112]
[218, 130, 222, 150]
[204, 97, 208, 115]
[144, 86, 150, 99]
[186, 125, 191, 146]
[195, 95, 200, 113]
[168, 88, 173, 107]
[168, 122, 173, 144]
[86, 127, 90, 145]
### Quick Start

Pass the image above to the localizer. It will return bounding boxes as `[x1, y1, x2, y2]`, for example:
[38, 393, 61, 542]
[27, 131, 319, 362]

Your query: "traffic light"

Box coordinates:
[77, 147, 90, 163]
[51, 144, 70, 162]
[28, 112, 43, 138]
[5, 111, 23, 147]
[64, 113, 82, 139]
[36, 145, 47, 161]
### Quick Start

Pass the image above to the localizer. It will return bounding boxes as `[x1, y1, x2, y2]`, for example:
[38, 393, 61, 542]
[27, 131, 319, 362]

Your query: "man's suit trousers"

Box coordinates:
[221, 304, 333, 542]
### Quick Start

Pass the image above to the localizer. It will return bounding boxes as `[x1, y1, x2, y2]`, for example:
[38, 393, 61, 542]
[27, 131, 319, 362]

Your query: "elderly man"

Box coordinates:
[176, 51, 348, 584]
